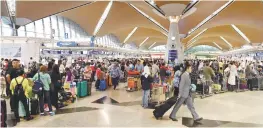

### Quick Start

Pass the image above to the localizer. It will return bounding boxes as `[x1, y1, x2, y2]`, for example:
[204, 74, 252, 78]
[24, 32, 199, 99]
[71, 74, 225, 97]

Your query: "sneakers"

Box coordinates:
[40, 113, 46, 116]
[49, 111, 55, 116]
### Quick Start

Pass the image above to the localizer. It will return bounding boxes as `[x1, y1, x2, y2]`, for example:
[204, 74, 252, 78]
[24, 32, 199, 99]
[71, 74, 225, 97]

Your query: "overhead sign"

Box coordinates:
[57, 41, 77, 47]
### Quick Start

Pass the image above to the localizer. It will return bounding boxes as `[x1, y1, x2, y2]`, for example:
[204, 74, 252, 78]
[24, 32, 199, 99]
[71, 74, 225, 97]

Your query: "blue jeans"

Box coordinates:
[39, 90, 52, 113]
[142, 90, 150, 108]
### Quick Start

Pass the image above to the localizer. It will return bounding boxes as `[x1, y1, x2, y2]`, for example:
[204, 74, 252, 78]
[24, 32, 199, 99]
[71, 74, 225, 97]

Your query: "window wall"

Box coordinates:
[0, 16, 13, 36]
[151, 45, 166, 51]
[16, 15, 88, 40]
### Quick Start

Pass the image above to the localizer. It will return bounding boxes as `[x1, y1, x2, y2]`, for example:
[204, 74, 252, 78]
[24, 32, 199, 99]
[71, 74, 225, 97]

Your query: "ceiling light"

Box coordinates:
[231, 24, 251, 43]
[123, 27, 138, 43]
[139, 37, 149, 47]
[129, 4, 168, 34]
[187, 40, 198, 48]
[220, 36, 232, 48]
[186, 0, 234, 37]
[187, 28, 207, 44]
[148, 42, 157, 49]
[93, 1, 113, 35]
[213, 42, 222, 50]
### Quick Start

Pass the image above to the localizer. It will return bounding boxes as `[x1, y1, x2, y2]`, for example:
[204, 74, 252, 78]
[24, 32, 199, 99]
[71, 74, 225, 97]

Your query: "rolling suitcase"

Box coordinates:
[153, 96, 177, 119]
[30, 98, 39, 115]
[1, 99, 7, 127]
[99, 80, 107, 91]
[19, 100, 31, 117]
[252, 77, 259, 90]
[77, 81, 88, 97]
[87, 81, 92, 96]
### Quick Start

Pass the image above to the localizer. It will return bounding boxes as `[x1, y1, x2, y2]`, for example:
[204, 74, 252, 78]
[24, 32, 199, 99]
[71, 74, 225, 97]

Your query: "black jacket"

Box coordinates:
[141, 75, 153, 90]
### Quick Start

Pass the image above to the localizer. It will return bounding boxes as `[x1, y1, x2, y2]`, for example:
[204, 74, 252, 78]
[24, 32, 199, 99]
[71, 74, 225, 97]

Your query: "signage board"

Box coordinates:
[168, 50, 178, 60]
[57, 41, 77, 47]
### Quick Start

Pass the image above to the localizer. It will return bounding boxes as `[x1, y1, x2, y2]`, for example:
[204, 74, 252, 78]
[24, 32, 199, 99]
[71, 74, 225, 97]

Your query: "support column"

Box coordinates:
[165, 19, 184, 64]
[21, 42, 40, 65]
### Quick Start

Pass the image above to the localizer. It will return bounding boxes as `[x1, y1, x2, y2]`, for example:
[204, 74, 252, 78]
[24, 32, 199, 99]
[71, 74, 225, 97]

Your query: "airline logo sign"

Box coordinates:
[57, 41, 77, 47]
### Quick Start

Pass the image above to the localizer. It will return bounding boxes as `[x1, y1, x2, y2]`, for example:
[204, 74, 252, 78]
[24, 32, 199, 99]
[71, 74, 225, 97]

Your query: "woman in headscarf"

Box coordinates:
[141, 62, 152, 108]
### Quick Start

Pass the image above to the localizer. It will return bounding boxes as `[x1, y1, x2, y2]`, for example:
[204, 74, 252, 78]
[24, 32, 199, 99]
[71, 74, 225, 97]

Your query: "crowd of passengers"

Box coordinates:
[0, 57, 262, 123]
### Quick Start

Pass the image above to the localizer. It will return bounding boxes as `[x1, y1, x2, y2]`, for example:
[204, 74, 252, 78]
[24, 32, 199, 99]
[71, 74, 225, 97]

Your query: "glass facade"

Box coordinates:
[1, 15, 139, 50]
[151, 45, 166, 51]
[9, 15, 89, 40]
[185, 45, 221, 54]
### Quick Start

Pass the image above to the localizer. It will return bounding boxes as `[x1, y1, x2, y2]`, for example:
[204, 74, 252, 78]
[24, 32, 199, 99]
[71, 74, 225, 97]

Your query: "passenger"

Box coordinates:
[50, 64, 62, 110]
[58, 60, 65, 77]
[32, 65, 54, 116]
[173, 65, 182, 97]
[203, 62, 215, 81]
[152, 60, 160, 83]
[228, 62, 238, 91]
[83, 63, 92, 81]
[159, 63, 167, 85]
[1, 72, 6, 97]
[245, 64, 256, 91]
[169, 62, 203, 122]
[95, 64, 102, 90]
[141, 62, 152, 108]
[10, 69, 34, 122]
[110, 62, 121, 90]
[135, 60, 143, 73]
[6, 59, 21, 111]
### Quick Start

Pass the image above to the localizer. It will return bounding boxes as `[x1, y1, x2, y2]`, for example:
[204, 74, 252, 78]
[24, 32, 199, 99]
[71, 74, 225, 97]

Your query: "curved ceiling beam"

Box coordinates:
[199, 1, 263, 35]
[183, 25, 263, 47]
[97, 2, 167, 37]
[16, 1, 91, 25]
[59, 2, 109, 35]
[179, 1, 229, 34]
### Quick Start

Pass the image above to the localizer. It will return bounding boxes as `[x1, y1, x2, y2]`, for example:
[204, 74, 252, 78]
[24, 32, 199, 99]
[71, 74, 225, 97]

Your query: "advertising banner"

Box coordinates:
[0, 43, 21, 58]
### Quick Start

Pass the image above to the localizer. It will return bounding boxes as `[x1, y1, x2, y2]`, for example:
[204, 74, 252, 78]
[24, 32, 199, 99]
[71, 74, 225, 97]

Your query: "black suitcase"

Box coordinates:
[30, 98, 39, 115]
[252, 77, 259, 89]
[153, 96, 177, 119]
[1, 100, 7, 127]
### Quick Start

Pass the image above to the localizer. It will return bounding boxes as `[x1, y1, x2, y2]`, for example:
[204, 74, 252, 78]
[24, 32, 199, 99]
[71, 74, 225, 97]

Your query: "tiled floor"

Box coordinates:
[5, 83, 263, 127]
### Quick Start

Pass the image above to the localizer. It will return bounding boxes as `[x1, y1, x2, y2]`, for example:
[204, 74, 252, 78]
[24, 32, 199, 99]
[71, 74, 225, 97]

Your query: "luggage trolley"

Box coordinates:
[213, 74, 227, 94]
[236, 77, 248, 92]
[200, 80, 214, 99]
[126, 75, 141, 92]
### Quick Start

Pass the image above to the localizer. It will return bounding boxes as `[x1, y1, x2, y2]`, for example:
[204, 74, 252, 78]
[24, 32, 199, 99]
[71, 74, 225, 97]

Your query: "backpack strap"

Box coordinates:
[20, 78, 25, 85]
[15, 78, 19, 85]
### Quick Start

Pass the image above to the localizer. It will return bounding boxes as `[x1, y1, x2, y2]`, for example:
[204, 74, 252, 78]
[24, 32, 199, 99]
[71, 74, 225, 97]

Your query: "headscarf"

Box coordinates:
[142, 65, 150, 78]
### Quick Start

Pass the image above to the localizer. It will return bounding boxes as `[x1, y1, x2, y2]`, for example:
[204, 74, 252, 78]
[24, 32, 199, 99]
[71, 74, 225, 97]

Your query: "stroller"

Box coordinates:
[58, 88, 75, 108]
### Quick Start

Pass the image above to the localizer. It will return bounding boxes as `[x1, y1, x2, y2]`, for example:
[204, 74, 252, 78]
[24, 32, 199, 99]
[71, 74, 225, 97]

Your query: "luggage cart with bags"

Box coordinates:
[236, 77, 248, 92]
[126, 75, 140, 92]
[200, 80, 214, 99]
[148, 84, 166, 108]
[213, 74, 226, 94]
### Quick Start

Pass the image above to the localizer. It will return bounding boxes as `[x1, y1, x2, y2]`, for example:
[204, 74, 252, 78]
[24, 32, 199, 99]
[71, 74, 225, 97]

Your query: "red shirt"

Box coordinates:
[91, 65, 95, 71]
[96, 68, 101, 78]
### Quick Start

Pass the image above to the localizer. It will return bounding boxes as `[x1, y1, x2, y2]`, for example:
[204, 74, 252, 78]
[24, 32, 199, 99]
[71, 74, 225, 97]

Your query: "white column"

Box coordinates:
[21, 42, 40, 66]
[165, 20, 184, 64]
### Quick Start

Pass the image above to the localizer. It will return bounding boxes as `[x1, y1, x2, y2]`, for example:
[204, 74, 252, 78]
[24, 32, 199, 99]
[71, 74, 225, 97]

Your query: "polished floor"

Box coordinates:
[6, 83, 263, 127]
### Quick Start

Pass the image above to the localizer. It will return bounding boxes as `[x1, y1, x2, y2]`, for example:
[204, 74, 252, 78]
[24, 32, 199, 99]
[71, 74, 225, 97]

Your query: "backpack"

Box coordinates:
[33, 73, 44, 95]
[111, 68, 119, 78]
[14, 78, 25, 96]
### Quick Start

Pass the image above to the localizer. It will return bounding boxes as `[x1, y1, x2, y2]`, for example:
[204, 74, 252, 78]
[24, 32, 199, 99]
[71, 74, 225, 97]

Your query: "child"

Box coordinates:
[0, 72, 6, 98]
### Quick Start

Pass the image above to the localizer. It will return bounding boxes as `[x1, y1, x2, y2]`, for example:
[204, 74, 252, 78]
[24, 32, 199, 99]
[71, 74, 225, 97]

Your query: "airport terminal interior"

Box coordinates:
[1, 0, 263, 127]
